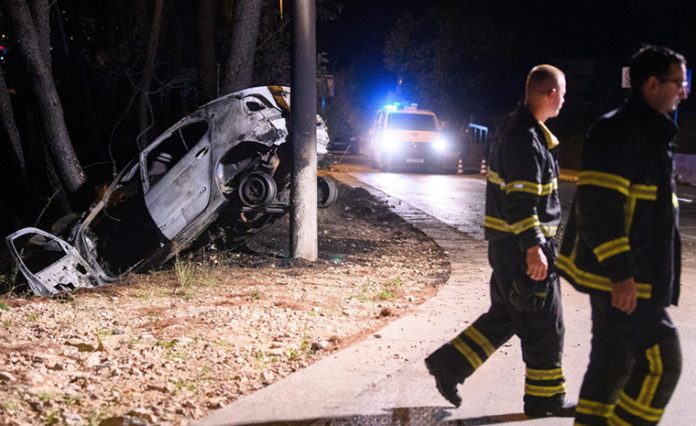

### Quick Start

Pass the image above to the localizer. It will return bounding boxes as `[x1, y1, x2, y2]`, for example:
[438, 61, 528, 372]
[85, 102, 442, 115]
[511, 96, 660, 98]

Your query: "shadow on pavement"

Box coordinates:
[240, 406, 533, 425]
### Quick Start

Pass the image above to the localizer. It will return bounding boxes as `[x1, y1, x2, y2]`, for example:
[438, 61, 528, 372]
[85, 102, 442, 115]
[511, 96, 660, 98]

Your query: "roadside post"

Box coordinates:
[290, 0, 318, 261]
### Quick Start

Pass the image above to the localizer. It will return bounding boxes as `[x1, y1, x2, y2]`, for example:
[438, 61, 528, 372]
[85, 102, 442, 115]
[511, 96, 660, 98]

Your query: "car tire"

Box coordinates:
[317, 175, 338, 209]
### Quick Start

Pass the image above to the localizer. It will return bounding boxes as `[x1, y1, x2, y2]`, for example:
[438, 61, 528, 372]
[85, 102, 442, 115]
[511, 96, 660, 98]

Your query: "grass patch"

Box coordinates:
[0, 265, 20, 295]
[174, 255, 197, 289]
[379, 277, 402, 300]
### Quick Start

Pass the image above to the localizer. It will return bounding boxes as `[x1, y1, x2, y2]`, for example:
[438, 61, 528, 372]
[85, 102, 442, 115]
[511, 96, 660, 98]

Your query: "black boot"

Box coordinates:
[424, 343, 465, 407]
[524, 396, 576, 418]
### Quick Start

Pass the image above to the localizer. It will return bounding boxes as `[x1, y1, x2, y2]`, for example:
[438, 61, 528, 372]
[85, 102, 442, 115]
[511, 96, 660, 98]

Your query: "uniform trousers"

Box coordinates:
[448, 238, 567, 407]
[574, 295, 681, 426]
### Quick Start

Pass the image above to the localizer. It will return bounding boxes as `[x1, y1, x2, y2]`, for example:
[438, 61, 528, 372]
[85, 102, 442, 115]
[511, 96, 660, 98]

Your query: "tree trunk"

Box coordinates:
[198, 0, 217, 102]
[222, 0, 263, 94]
[0, 65, 28, 187]
[4, 0, 87, 200]
[136, 0, 164, 149]
[28, 0, 52, 75]
[135, 0, 149, 49]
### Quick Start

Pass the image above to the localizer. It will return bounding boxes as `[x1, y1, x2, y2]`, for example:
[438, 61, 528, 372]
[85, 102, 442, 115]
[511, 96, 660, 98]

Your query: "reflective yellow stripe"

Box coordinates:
[630, 184, 657, 201]
[484, 215, 513, 233]
[638, 345, 663, 406]
[463, 326, 495, 357]
[578, 171, 630, 196]
[487, 170, 506, 189]
[617, 392, 663, 422]
[673, 193, 679, 208]
[526, 367, 563, 381]
[511, 215, 541, 234]
[625, 196, 637, 234]
[488, 170, 557, 196]
[451, 336, 483, 370]
[484, 215, 556, 237]
[540, 224, 558, 237]
[506, 178, 557, 196]
[557, 255, 652, 299]
[576, 399, 614, 418]
[506, 180, 543, 195]
[524, 383, 565, 397]
[593, 237, 631, 262]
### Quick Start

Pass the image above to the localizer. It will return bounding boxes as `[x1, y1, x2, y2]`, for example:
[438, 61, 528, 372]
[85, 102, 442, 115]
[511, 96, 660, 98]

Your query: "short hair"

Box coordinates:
[525, 64, 564, 98]
[629, 44, 686, 93]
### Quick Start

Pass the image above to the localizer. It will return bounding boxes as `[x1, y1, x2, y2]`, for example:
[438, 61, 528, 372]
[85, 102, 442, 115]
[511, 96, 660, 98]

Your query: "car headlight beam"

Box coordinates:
[433, 137, 448, 152]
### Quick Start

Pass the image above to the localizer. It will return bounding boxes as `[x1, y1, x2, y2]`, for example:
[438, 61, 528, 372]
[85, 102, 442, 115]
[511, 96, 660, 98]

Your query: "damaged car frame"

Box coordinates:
[6, 86, 337, 296]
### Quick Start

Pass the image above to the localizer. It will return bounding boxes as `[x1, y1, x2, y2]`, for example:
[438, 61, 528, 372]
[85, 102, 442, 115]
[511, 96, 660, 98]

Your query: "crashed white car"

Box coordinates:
[6, 86, 337, 296]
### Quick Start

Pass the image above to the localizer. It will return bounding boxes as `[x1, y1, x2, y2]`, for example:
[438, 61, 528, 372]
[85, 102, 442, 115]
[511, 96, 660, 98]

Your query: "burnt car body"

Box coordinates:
[6, 86, 336, 296]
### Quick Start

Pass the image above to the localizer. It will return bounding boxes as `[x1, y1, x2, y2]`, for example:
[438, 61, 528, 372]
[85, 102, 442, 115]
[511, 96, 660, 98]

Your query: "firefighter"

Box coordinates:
[558, 45, 686, 425]
[425, 64, 574, 418]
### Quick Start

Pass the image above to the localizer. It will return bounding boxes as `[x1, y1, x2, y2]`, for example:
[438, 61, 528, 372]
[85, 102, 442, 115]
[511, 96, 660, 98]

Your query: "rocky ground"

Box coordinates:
[0, 183, 450, 425]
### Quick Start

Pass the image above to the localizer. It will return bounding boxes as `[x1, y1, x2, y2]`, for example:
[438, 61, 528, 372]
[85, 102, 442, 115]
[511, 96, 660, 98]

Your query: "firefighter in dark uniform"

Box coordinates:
[425, 65, 574, 418]
[558, 45, 687, 425]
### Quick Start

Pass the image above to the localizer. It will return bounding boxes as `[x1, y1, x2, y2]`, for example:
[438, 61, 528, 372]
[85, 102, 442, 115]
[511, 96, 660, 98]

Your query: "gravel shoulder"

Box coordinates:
[0, 183, 450, 425]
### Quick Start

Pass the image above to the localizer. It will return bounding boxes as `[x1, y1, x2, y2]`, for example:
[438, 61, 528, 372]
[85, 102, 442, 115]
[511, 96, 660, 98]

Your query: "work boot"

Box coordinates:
[424, 343, 464, 407]
[524, 397, 576, 418]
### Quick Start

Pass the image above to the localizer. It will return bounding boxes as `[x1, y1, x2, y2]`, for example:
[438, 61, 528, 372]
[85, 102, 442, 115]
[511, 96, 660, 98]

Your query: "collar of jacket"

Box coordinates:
[514, 104, 559, 149]
[624, 93, 679, 140]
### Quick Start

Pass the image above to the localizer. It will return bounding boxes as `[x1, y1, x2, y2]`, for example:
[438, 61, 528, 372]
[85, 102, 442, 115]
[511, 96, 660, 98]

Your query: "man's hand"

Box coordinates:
[612, 278, 637, 314]
[526, 245, 548, 281]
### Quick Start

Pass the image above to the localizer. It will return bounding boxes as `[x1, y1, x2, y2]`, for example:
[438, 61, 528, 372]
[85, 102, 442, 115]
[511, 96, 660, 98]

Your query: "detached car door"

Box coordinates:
[141, 120, 212, 239]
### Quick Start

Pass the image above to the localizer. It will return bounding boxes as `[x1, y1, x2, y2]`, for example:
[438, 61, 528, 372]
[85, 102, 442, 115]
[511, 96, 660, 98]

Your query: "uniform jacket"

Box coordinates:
[484, 105, 561, 251]
[558, 94, 681, 306]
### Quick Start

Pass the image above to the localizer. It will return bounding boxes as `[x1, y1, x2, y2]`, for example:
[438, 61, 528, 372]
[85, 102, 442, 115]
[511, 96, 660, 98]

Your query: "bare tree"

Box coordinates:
[0, 65, 28, 187]
[198, 0, 217, 102]
[28, 0, 52, 75]
[4, 0, 87, 199]
[222, 0, 263, 94]
[136, 0, 164, 148]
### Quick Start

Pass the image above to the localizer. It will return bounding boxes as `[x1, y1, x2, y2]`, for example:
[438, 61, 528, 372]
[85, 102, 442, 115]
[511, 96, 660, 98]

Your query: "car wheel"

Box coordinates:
[238, 171, 277, 208]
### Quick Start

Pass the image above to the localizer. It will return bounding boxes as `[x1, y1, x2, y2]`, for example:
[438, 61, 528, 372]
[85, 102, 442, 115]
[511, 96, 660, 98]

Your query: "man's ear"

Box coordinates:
[644, 76, 661, 96]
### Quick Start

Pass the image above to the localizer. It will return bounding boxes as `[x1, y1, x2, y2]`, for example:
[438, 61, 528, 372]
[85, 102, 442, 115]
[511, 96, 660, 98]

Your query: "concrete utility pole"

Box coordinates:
[290, 0, 318, 261]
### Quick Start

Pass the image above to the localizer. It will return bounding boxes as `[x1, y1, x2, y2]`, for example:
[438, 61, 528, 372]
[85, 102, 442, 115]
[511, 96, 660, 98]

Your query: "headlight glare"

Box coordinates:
[433, 137, 448, 152]
[379, 133, 400, 152]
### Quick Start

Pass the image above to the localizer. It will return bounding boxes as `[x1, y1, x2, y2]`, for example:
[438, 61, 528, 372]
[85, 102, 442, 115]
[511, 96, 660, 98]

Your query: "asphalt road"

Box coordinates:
[345, 158, 696, 244]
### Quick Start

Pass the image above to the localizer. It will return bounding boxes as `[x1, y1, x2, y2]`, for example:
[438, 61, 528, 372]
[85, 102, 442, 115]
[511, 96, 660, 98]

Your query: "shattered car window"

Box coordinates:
[145, 121, 209, 188]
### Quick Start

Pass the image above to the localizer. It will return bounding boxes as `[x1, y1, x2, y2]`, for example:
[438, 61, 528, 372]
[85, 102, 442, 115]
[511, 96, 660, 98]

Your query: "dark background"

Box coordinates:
[1, 0, 696, 235]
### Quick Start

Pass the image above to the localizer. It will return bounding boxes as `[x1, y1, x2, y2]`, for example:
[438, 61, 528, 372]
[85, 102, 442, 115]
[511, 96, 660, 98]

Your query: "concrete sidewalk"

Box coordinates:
[193, 171, 694, 426]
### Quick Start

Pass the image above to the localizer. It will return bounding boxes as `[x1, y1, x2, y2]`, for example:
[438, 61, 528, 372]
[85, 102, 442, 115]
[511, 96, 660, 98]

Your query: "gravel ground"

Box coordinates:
[0, 184, 450, 425]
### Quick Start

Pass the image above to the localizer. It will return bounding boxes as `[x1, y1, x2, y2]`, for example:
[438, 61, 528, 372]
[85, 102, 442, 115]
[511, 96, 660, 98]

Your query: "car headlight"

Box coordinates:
[379, 133, 400, 152]
[433, 136, 448, 152]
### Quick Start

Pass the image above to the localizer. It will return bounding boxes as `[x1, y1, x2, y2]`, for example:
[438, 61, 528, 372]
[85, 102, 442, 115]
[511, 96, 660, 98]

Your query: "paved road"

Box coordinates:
[350, 164, 696, 243]
[195, 157, 696, 425]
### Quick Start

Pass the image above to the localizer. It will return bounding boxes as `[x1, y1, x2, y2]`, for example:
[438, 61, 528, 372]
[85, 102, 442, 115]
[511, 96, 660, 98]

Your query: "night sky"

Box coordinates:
[318, 0, 696, 117]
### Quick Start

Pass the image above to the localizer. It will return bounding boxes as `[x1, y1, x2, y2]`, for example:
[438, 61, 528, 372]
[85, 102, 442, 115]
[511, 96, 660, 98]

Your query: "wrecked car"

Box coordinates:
[6, 85, 337, 296]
